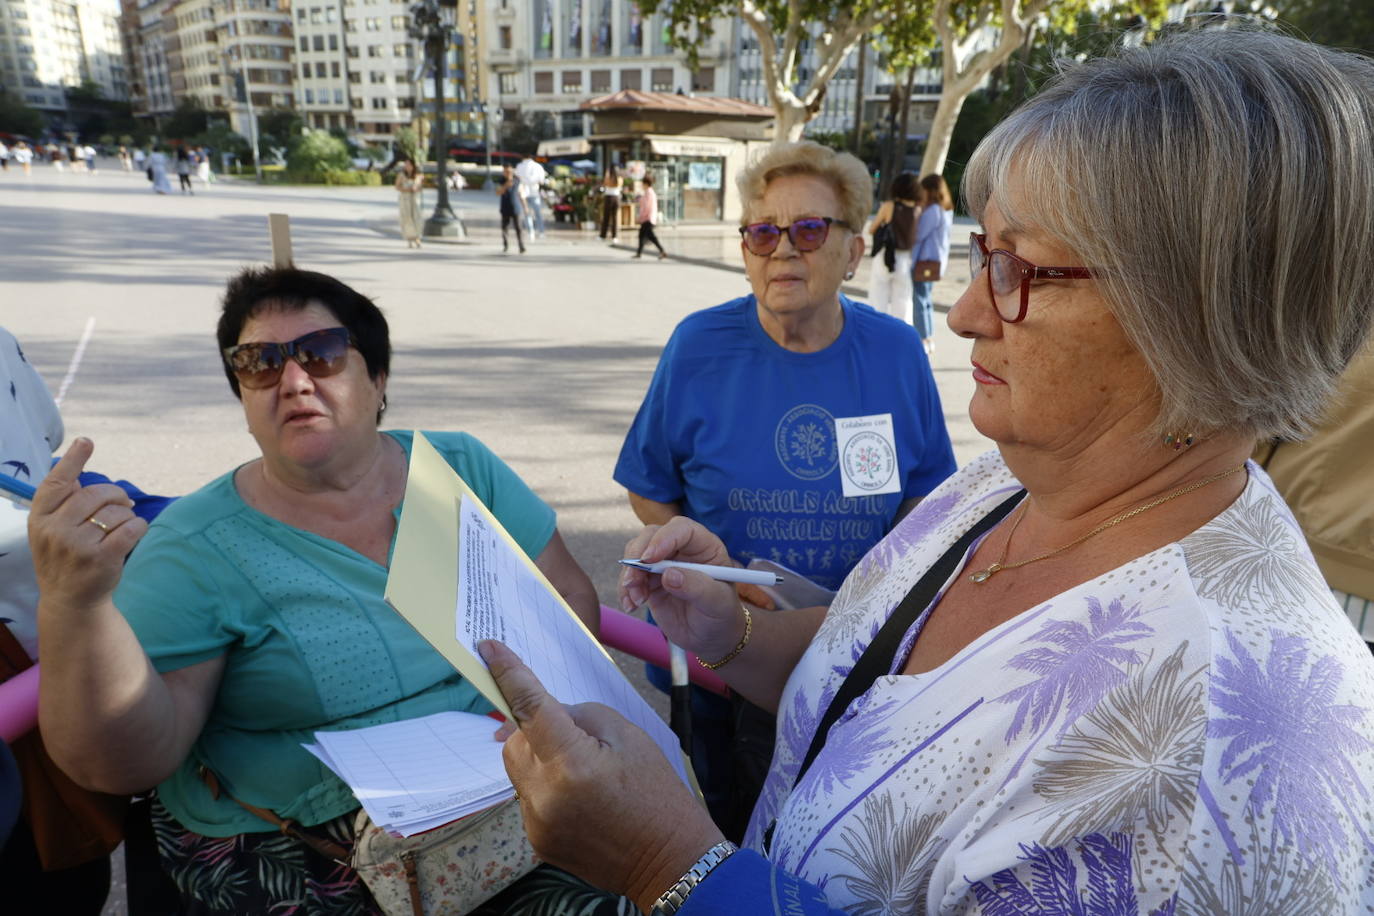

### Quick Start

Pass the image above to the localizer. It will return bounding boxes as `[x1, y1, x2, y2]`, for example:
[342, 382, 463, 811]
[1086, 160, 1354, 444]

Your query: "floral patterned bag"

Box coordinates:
[351, 798, 538, 916]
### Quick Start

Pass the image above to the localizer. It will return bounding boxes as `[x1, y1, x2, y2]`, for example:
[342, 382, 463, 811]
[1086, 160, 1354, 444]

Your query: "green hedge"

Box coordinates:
[322, 168, 382, 186]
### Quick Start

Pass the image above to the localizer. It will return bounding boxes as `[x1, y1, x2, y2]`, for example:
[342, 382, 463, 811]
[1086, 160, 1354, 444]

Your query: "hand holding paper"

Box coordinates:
[480, 639, 722, 911]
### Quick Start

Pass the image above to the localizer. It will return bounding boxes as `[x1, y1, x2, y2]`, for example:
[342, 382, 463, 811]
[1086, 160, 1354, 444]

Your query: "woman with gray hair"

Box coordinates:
[614, 140, 956, 841]
[489, 28, 1374, 915]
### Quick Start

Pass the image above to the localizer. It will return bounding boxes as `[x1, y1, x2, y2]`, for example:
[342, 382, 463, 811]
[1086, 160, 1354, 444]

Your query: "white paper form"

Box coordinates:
[456, 494, 690, 786]
[305, 710, 514, 836]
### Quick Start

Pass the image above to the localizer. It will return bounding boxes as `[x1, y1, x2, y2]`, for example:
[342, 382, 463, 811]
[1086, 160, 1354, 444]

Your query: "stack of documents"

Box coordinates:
[305, 710, 514, 837]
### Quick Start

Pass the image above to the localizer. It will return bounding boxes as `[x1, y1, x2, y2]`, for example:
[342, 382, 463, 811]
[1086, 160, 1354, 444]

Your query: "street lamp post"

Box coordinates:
[409, 0, 464, 238]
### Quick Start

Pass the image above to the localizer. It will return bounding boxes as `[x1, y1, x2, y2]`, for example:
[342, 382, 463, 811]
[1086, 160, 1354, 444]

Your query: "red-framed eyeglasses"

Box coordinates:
[968, 232, 1096, 323]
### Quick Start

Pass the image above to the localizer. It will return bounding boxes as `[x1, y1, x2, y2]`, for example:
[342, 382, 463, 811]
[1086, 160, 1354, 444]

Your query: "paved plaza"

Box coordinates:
[0, 162, 990, 914]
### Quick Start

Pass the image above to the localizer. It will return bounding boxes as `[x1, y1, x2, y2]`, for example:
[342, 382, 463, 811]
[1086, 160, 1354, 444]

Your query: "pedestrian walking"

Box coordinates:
[515, 156, 548, 238]
[195, 147, 212, 187]
[395, 158, 424, 249]
[865, 171, 919, 321]
[597, 165, 622, 241]
[82, 144, 96, 173]
[0, 140, 9, 171]
[498, 164, 528, 254]
[13, 142, 32, 175]
[50, 147, 66, 172]
[911, 174, 954, 353]
[175, 148, 193, 194]
[67, 144, 85, 173]
[148, 147, 172, 194]
[118, 146, 132, 171]
[132, 147, 146, 172]
[633, 174, 667, 260]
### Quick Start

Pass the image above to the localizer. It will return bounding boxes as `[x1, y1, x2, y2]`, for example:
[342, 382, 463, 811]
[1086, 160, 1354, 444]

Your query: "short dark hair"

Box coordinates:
[890, 171, 918, 201]
[217, 267, 392, 406]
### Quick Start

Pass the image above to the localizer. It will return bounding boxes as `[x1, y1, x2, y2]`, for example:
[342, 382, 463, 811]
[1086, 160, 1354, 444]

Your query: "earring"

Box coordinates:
[844, 271, 854, 280]
[1163, 431, 1195, 450]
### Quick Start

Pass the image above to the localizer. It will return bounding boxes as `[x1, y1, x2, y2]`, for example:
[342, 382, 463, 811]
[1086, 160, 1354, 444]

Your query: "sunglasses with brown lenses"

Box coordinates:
[223, 326, 354, 390]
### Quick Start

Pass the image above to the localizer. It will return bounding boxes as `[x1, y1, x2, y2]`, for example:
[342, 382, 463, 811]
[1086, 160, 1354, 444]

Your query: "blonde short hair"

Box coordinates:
[964, 28, 1374, 440]
[736, 140, 872, 234]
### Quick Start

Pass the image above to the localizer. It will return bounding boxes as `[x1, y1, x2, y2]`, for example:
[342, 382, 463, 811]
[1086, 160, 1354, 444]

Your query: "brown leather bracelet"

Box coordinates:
[697, 605, 752, 671]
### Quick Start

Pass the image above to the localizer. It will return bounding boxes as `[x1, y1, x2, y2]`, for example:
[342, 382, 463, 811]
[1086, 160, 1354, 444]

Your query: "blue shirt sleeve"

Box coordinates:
[677, 849, 844, 915]
[614, 333, 687, 504]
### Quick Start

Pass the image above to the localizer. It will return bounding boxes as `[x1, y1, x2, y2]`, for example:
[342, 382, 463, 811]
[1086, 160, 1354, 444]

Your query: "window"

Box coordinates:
[310, 7, 321, 23]
[348, 70, 360, 82]
[561, 70, 581, 93]
[620, 68, 640, 90]
[533, 70, 552, 93]
[367, 44, 382, 56]
[392, 42, 408, 56]
[315, 61, 327, 76]
[369, 69, 384, 83]
[344, 17, 356, 31]
[365, 17, 379, 30]
[299, 35, 308, 50]
[328, 33, 337, 50]
[397, 96, 413, 108]
[370, 96, 387, 108]
[590, 68, 609, 92]
[351, 95, 362, 107]
[331, 60, 340, 77]
[346, 45, 359, 57]
[498, 24, 510, 49]
[691, 66, 713, 92]
[390, 15, 405, 28]
[651, 67, 671, 91]
[334, 88, 343, 103]
[297, 8, 306, 20]
[304, 87, 314, 102]
[498, 71, 516, 94]
[312, 34, 324, 50]
[325, 7, 335, 21]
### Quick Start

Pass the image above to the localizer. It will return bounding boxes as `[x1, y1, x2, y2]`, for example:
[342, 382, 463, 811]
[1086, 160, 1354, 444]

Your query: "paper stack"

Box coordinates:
[305, 710, 514, 837]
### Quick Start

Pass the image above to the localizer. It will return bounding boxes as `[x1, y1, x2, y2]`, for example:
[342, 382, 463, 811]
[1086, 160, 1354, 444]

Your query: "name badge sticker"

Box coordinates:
[835, 413, 901, 498]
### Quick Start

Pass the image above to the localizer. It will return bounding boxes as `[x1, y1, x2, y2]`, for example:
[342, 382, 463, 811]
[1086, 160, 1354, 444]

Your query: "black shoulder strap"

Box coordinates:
[763, 488, 1024, 853]
[793, 489, 1025, 788]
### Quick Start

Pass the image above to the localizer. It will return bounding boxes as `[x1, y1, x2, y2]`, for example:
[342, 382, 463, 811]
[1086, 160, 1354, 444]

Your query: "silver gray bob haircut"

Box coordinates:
[964, 28, 1374, 440]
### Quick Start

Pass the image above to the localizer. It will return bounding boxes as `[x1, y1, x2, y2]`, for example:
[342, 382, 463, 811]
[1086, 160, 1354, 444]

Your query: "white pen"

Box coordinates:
[618, 558, 783, 586]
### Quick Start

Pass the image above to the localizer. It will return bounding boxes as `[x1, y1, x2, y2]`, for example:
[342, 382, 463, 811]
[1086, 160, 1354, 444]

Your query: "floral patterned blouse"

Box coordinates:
[680, 450, 1374, 915]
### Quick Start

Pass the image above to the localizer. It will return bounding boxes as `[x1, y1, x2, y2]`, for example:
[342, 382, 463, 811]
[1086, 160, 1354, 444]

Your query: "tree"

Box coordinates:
[164, 98, 211, 140]
[0, 91, 47, 137]
[1269, 0, 1374, 53]
[286, 128, 350, 177]
[637, 0, 935, 143]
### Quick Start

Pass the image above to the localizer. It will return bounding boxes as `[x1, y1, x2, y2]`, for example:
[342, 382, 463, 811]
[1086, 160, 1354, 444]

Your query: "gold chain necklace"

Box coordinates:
[969, 463, 1246, 584]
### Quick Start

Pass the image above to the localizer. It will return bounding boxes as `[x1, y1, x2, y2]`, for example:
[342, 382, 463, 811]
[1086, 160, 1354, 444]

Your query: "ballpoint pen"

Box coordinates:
[618, 559, 783, 587]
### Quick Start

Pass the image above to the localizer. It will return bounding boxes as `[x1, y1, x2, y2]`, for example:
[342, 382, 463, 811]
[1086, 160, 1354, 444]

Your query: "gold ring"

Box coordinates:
[86, 515, 111, 532]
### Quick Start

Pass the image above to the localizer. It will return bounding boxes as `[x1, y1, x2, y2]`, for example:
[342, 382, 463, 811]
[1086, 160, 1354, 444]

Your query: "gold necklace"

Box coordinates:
[969, 463, 1247, 584]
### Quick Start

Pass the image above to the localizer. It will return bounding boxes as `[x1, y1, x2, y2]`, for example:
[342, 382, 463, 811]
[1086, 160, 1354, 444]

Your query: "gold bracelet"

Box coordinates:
[698, 605, 752, 670]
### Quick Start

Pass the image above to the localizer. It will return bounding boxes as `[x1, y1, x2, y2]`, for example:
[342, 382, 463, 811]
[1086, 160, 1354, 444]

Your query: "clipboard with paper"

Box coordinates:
[384, 431, 692, 789]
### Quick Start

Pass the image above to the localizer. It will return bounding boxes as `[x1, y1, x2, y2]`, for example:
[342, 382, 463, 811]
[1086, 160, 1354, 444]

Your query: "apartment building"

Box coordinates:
[486, 0, 733, 142]
[217, 0, 293, 134]
[1, 0, 127, 116]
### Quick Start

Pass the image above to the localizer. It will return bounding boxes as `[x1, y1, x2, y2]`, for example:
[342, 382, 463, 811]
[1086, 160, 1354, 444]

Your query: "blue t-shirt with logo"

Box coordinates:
[615, 294, 956, 592]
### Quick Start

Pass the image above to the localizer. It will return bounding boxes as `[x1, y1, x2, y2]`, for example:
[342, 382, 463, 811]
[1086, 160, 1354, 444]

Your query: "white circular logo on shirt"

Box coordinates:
[841, 430, 896, 491]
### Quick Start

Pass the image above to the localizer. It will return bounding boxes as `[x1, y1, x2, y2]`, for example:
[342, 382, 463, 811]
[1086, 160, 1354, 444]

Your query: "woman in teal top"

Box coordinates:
[27, 268, 626, 915]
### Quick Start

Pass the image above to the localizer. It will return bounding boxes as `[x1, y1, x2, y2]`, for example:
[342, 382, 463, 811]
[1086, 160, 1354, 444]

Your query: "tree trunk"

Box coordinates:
[919, 89, 967, 177]
[851, 40, 867, 155]
[897, 65, 917, 175]
[774, 101, 810, 143]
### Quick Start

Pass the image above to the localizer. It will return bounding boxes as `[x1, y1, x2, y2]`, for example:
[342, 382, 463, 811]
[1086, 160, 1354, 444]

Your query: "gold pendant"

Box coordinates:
[970, 563, 1001, 583]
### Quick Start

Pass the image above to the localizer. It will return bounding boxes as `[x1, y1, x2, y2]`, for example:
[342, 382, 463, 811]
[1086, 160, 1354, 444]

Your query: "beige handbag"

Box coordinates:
[351, 798, 538, 916]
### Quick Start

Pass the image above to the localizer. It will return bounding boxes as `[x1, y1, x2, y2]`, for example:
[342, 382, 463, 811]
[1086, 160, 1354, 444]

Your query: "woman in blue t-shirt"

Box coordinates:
[614, 140, 957, 841]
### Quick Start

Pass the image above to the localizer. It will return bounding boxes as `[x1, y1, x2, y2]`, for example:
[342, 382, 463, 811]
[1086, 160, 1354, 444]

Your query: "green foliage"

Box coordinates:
[393, 126, 422, 164]
[1269, 0, 1374, 52]
[255, 109, 304, 160]
[195, 123, 251, 162]
[164, 98, 211, 140]
[322, 168, 383, 185]
[65, 80, 105, 104]
[459, 170, 487, 190]
[286, 128, 351, 179]
[0, 91, 45, 136]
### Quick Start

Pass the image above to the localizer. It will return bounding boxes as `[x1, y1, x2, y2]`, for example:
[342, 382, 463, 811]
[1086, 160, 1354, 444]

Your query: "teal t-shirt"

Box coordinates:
[113, 430, 556, 836]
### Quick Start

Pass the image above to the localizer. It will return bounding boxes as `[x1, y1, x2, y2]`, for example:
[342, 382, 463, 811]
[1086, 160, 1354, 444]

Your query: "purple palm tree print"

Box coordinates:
[1209, 628, 1374, 879]
[968, 832, 1178, 916]
[996, 597, 1154, 781]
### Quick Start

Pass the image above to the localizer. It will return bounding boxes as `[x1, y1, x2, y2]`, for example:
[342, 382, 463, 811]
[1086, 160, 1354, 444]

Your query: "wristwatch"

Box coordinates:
[651, 840, 738, 915]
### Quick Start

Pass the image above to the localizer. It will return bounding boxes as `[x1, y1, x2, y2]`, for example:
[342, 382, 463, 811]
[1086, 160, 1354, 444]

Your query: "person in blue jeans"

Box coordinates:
[911, 173, 954, 353]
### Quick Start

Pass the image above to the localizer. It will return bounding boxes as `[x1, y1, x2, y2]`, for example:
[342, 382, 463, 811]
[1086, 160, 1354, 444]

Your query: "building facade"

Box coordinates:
[1, 0, 127, 118]
[487, 0, 734, 144]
